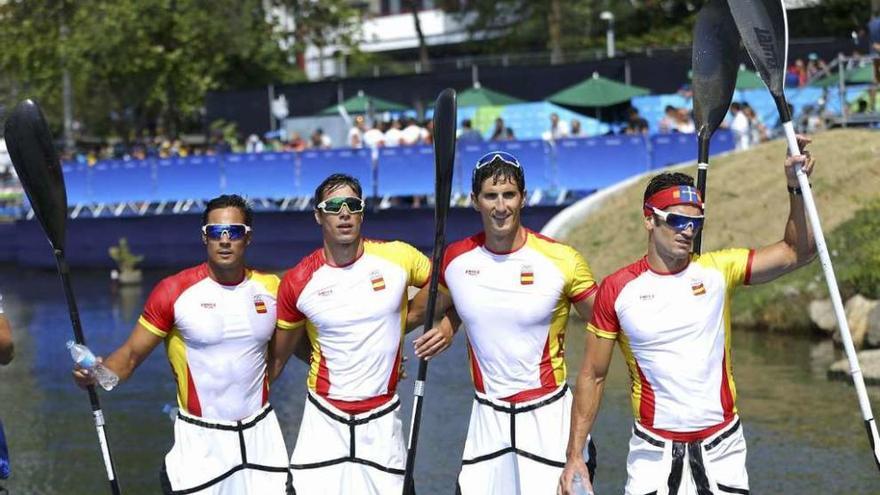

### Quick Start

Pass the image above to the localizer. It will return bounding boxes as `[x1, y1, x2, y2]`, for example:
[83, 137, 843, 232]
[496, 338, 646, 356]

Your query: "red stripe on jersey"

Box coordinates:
[538, 334, 557, 390]
[744, 249, 756, 285]
[644, 417, 735, 442]
[325, 393, 395, 415]
[278, 249, 325, 326]
[316, 349, 331, 396]
[440, 234, 485, 288]
[466, 341, 486, 393]
[387, 345, 402, 394]
[589, 259, 648, 335]
[720, 353, 735, 420]
[186, 367, 202, 417]
[636, 364, 655, 426]
[262, 372, 270, 406]
[570, 283, 598, 303]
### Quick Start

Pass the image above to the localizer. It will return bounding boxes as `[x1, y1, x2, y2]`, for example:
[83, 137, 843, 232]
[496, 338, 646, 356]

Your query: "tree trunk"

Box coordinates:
[548, 0, 563, 64]
[407, 0, 431, 71]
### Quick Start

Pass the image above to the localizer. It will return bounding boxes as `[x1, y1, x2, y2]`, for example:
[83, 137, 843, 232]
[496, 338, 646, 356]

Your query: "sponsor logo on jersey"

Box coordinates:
[691, 279, 706, 296]
[200, 302, 216, 309]
[254, 296, 268, 314]
[317, 287, 334, 297]
[520, 264, 534, 285]
[465, 268, 480, 277]
[639, 294, 654, 301]
[370, 270, 386, 291]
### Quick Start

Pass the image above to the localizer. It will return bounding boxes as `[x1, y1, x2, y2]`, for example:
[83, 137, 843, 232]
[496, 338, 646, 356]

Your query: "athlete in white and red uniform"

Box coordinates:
[559, 137, 818, 495]
[72, 195, 290, 495]
[270, 174, 439, 495]
[413, 151, 598, 495]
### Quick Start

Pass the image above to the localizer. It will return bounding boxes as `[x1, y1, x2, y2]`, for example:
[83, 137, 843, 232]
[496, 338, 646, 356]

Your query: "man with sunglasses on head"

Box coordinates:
[72, 194, 291, 495]
[411, 151, 599, 494]
[559, 138, 817, 495]
[269, 173, 437, 494]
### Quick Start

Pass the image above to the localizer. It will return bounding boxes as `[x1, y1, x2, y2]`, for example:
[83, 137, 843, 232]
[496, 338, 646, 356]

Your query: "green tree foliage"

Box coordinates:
[0, 0, 325, 140]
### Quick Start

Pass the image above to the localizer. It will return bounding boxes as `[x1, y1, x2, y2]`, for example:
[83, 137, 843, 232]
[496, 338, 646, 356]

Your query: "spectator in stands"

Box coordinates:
[401, 117, 427, 146]
[310, 128, 332, 149]
[789, 58, 808, 87]
[658, 105, 678, 133]
[806, 53, 826, 82]
[490, 118, 507, 141]
[458, 119, 484, 143]
[729, 102, 751, 150]
[624, 107, 649, 135]
[570, 118, 584, 137]
[674, 108, 695, 134]
[348, 115, 366, 148]
[546, 113, 569, 141]
[287, 132, 307, 152]
[384, 119, 403, 147]
[846, 50, 867, 71]
[363, 121, 385, 149]
[743, 104, 767, 144]
[505, 127, 516, 140]
[213, 136, 232, 155]
[246, 134, 265, 153]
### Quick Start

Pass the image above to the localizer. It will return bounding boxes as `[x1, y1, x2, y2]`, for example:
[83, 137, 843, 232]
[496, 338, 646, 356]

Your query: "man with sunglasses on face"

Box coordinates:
[411, 151, 599, 495]
[559, 139, 818, 495]
[269, 173, 437, 495]
[72, 194, 291, 495]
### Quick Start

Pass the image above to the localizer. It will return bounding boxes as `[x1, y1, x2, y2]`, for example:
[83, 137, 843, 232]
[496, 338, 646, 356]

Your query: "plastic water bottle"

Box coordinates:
[67, 341, 119, 391]
[162, 403, 179, 422]
[571, 473, 594, 495]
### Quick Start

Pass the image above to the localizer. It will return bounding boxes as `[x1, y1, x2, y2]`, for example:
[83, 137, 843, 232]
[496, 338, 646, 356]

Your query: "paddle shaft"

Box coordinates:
[55, 249, 122, 494]
[693, 137, 711, 254]
[778, 121, 880, 470]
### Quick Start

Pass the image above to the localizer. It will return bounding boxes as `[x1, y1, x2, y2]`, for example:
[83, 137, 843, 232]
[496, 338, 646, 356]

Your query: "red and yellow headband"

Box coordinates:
[643, 185, 703, 217]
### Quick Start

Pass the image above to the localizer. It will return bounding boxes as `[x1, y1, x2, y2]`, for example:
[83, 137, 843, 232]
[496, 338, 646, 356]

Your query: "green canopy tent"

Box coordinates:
[319, 91, 408, 115]
[548, 72, 650, 107]
[457, 85, 525, 107]
[735, 68, 766, 89]
[810, 65, 876, 88]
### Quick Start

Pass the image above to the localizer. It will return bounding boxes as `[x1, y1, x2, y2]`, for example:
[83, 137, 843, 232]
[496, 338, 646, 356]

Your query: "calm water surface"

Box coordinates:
[0, 266, 877, 494]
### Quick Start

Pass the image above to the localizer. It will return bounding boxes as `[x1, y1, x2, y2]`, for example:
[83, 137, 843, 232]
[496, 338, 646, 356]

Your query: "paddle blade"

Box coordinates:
[692, 0, 740, 141]
[4, 99, 68, 250]
[432, 88, 456, 221]
[726, 0, 790, 119]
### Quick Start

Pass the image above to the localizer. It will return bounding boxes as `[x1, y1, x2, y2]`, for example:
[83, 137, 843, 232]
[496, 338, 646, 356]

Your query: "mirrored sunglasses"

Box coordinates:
[316, 196, 365, 214]
[649, 206, 705, 232]
[202, 223, 251, 240]
[474, 151, 521, 170]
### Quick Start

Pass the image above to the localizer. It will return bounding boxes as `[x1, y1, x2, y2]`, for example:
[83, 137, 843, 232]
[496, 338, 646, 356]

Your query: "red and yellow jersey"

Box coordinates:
[440, 229, 597, 402]
[588, 249, 754, 440]
[138, 263, 279, 422]
[276, 240, 430, 413]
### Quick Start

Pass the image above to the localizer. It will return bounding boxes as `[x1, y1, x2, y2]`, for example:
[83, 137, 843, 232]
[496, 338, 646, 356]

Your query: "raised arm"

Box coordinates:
[748, 136, 817, 285]
[72, 323, 163, 388]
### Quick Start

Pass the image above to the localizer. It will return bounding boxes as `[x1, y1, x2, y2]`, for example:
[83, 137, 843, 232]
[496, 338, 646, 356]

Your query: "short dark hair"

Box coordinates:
[472, 156, 526, 196]
[314, 173, 363, 204]
[203, 194, 253, 226]
[643, 172, 695, 205]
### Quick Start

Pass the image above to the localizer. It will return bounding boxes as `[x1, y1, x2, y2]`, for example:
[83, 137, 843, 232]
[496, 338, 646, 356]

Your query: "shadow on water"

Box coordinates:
[0, 266, 877, 494]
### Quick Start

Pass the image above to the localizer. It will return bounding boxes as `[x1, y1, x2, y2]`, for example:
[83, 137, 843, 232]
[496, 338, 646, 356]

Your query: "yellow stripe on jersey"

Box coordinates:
[694, 248, 751, 292]
[365, 240, 432, 287]
[587, 322, 618, 340]
[525, 233, 597, 300]
[248, 270, 280, 296]
[618, 330, 644, 423]
[277, 319, 306, 331]
[139, 315, 169, 338]
[166, 328, 191, 412]
[547, 296, 570, 385]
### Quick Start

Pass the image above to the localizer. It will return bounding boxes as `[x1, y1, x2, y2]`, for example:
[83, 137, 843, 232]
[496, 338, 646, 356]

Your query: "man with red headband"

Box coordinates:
[558, 139, 817, 495]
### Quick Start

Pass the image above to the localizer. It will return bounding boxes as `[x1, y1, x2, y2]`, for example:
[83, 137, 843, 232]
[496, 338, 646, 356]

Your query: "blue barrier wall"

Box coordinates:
[60, 131, 733, 205]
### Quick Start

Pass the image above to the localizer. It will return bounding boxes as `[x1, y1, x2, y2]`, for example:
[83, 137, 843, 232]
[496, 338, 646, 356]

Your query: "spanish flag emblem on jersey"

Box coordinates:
[520, 265, 534, 285]
[254, 296, 268, 314]
[371, 270, 386, 291]
[691, 279, 706, 296]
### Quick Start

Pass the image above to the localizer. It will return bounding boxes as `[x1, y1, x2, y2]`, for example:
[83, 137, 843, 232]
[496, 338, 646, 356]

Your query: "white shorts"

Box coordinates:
[161, 404, 291, 495]
[457, 385, 596, 495]
[625, 417, 749, 495]
[289, 392, 405, 495]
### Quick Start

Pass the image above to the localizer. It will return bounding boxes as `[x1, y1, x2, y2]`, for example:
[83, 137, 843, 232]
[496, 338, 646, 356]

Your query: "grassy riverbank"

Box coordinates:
[561, 129, 880, 333]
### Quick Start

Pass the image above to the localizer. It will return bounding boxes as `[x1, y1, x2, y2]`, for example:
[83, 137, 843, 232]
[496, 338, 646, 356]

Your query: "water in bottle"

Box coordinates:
[67, 341, 119, 391]
[571, 472, 594, 495]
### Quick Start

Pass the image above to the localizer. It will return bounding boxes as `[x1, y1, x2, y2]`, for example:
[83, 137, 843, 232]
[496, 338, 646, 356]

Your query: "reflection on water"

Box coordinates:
[0, 267, 878, 494]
